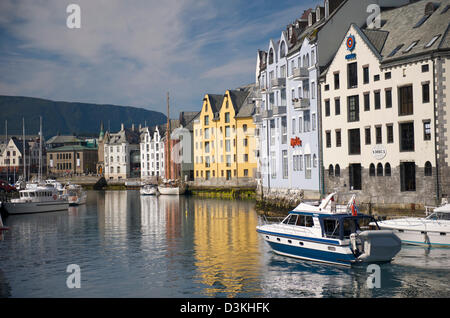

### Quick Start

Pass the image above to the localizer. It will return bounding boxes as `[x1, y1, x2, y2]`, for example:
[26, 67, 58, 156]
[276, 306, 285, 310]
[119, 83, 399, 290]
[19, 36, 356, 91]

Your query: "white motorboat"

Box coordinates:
[257, 193, 402, 267]
[158, 180, 185, 195]
[376, 203, 450, 247]
[3, 184, 69, 215]
[63, 184, 87, 206]
[140, 184, 158, 196]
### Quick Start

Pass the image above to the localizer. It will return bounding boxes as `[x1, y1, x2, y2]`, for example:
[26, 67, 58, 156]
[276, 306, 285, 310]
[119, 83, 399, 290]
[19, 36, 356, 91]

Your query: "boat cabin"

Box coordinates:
[320, 214, 379, 240]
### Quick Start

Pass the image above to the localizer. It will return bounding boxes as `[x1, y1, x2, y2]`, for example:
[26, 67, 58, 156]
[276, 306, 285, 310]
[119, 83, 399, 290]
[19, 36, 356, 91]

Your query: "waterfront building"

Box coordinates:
[140, 125, 166, 180]
[103, 124, 141, 180]
[0, 136, 43, 181]
[47, 144, 98, 176]
[193, 86, 257, 186]
[320, 0, 450, 206]
[254, 0, 411, 204]
[97, 122, 106, 175]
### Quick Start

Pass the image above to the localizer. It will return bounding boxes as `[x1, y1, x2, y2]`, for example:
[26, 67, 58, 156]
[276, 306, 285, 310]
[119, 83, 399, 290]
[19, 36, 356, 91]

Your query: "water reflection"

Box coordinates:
[0, 191, 449, 297]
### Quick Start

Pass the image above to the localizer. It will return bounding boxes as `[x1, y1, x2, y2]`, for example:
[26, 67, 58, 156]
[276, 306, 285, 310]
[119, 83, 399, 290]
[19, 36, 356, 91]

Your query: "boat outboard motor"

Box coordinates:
[354, 230, 402, 263]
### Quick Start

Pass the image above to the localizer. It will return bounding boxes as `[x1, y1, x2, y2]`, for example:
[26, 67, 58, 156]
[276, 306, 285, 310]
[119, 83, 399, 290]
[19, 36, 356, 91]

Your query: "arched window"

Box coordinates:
[280, 41, 286, 58]
[385, 163, 391, 176]
[425, 161, 432, 176]
[311, 50, 315, 65]
[369, 163, 375, 176]
[313, 154, 317, 167]
[268, 48, 274, 65]
[328, 164, 334, 176]
[306, 53, 310, 67]
[303, 55, 306, 67]
[335, 164, 340, 177]
[377, 163, 383, 176]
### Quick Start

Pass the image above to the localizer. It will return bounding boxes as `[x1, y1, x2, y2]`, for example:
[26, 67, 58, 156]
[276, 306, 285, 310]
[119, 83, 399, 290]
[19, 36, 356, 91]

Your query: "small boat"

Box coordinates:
[140, 184, 158, 196]
[63, 184, 87, 206]
[158, 180, 185, 195]
[3, 184, 69, 215]
[257, 193, 402, 267]
[376, 203, 450, 247]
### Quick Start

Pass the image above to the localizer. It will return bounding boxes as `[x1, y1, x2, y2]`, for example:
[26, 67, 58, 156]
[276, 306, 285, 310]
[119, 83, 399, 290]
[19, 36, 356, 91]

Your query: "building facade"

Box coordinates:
[104, 124, 141, 180]
[140, 125, 165, 180]
[47, 145, 98, 175]
[320, 0, 450, 206]
[194, 88, 257, 186]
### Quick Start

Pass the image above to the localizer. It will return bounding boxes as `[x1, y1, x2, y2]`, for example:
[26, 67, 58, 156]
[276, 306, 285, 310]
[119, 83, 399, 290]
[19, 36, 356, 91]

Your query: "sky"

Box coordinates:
[0, 0, 321, 117]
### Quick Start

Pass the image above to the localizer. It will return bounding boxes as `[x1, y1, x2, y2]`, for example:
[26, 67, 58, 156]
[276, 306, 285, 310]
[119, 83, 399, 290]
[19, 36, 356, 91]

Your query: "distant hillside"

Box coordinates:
[0, 95, 167, 138]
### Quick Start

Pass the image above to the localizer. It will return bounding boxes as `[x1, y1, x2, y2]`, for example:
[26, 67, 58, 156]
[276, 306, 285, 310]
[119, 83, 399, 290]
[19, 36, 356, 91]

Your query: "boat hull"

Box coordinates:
[140, 188, 158, 196]
[158, 186, 185, 195]
[68, 194, 87, 206]
[378, 225, 450, 247]
[4, 201, 69, 215]
[257, 228, 355, 267]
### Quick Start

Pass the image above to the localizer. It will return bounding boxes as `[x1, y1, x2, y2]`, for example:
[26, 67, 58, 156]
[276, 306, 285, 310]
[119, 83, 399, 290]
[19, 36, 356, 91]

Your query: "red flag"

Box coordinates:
[351, 199, 357, 216]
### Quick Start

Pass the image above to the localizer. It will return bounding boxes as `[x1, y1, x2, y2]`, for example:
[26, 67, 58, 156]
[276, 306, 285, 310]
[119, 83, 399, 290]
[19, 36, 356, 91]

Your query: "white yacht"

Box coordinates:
[376, 203, 450, 247]
[140, 184, 158, 196]
[3, 184, 69, 215]
[257, 193, 402, 267]
[158, 180, 185, 195]
[63, 184, 87, 206]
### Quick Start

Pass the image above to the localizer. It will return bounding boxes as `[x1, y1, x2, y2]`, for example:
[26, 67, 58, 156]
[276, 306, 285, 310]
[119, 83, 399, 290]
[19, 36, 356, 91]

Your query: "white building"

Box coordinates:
[104, 124, 141, 180]
[140, 125, 165, 180]
[320, 0, 450, 205]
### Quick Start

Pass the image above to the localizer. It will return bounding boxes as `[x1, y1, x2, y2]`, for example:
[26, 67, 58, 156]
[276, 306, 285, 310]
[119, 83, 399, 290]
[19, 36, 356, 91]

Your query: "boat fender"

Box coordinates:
[350, 233, 362, 257]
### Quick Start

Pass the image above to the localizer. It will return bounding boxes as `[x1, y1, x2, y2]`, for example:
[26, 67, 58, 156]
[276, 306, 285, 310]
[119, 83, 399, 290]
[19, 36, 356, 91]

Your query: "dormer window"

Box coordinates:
[316, 7, 320, 22]
[308, 13, 313, 26]
[280, 41, 286, 58]
[268, 48, 274, 65]
[403, 40, 419, 53]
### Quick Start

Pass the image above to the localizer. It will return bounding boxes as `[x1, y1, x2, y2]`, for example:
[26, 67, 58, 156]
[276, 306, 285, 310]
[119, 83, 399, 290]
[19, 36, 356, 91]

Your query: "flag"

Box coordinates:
[351, 199, 358, 216]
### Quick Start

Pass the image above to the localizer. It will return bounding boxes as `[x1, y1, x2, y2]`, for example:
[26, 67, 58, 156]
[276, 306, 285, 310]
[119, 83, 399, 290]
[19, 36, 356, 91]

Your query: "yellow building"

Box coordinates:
[194, 88, 257, 183]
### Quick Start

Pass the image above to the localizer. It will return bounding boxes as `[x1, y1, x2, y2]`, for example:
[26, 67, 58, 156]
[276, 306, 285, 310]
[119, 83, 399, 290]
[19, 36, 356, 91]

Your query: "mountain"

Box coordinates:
[0, 95, 167, 138]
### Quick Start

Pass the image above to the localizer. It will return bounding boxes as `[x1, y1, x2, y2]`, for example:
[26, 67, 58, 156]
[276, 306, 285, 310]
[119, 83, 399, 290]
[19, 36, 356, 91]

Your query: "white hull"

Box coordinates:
[158, 186, 185, 195]
[4, 200, 69, 215]
[68, 193, 87, 206]
[378, 222, 450, 247]
[140, 188, 158, 196]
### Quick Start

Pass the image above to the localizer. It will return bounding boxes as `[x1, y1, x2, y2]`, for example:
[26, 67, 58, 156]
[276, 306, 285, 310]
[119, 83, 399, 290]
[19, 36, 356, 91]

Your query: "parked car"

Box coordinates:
[0, 180, 16, 193]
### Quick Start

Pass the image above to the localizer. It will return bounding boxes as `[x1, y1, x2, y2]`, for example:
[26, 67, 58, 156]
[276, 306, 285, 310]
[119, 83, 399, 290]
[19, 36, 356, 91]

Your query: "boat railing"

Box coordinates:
[260, 215, 285, 225]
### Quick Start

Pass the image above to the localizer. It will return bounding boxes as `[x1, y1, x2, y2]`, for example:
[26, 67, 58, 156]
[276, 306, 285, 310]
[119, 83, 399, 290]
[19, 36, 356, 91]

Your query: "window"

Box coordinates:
[304, 110, 311, 132]
[244, 154, 248, 162]
[325, 100, 331, 117]
[377, 163, 383, 176]
[334, 73, 340, 89]
[282, 150, 288, 179]
[347, 62, 358, 88]
[271, 152, 276, 178]
[385, 89, 392, 108]
[385, 72, 391, 80]
[363, 66, 369, 84]
[424, 161, 432, 176]
[335, 98, 341, 115]
[204, 115, 209, 126]
[349, 164, 362, 190]
[225, 126, 231, 137]
[268, 48, 274, 64]
[369, 163, 376, 176]
[347, 95, 360, 122]
[422, 83, 430, 103]
[348, 129, 361, 155]
[305, 154, 311, 179]
[374, 74, 380, 82]
[376, 126, 382, 144]
[400, 162, 416, 192]
[423, 121, 431, 140]
[225, 112, 230, 123]
[400, 122, 415, 152]
[399, 85, 413, 116]
[281, 116, 287, 144]
[336, 130, 342, 147]
[387, 124, 394, 143]
[385, 163, 391, 176]
[403, 41, 419, 53]
[413, 15, 431, 29]
[325, 84, 330, 91]
[374, 91, 381, 109]
[292, 118, 296, 134]
[335, 165, 340, 177]
[364, 93, 370, 111]
[422, 64, 429, 72]
[388, 44, 404, 57]
[326, 131, 331, 148]
[365, 127, 371, 145]
[280, 41, 286, 58]
[312, 113, 316, 131]
[328, 164, 334, 176]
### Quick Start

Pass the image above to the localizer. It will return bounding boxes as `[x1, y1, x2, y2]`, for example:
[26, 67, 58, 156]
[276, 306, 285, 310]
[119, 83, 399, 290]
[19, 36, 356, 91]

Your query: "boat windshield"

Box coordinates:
[426, 212, 450, 221]
[322, 215, 378, 239]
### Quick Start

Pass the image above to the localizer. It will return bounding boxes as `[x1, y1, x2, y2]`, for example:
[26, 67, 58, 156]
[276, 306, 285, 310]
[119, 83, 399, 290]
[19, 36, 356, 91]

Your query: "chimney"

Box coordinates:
[121, 123, 124, 131]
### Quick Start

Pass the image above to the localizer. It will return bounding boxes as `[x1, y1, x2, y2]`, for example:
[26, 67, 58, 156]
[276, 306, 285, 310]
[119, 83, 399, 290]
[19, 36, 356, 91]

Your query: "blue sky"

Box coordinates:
[0, 0, 321, 117]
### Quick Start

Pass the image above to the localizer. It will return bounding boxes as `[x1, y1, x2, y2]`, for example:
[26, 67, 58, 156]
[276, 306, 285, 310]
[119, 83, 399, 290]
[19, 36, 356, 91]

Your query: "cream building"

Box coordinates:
[320, 0, 450, 206]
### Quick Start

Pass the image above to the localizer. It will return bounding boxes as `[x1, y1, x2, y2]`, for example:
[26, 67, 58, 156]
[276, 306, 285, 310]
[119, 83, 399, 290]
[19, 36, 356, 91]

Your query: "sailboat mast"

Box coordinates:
[39, 116, 42, 181]
[23, 118, 26, 181]
[166, 92, 171, 180]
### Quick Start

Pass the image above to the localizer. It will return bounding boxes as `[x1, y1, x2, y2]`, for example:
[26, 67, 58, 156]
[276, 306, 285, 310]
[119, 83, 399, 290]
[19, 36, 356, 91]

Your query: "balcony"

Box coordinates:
[272, 106, 287, 116]
[293, 98, 310, 109]
[270, 77, 286, 89]
[291, 67, 309, 80]
[261, 109, 273, 118]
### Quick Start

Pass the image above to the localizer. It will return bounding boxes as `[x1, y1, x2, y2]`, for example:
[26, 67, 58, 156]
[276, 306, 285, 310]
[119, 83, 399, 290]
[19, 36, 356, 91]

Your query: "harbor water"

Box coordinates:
[0, 190, 449, 298]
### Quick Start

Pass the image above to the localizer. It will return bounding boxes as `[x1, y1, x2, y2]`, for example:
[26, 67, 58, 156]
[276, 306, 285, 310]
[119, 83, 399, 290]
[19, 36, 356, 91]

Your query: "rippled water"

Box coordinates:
[0, 190, 449, 298]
